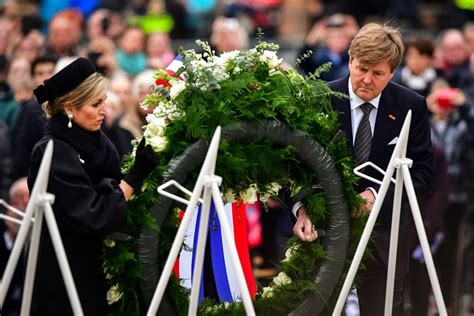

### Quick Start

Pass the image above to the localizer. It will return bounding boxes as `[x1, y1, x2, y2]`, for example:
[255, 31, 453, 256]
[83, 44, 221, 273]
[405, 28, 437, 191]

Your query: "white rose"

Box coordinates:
[224, 189, 237, 204]
[260, 50, 283, 69]
[240, 184, 258, 204]
[219, 50, 240, 65]
[103, 238, 115, 248]
[147, 122, 166, 137]
[149, 135, 168, 152]
[106, 284, 123, 305]
[261, 182, 281, 203]
[273, 272, 292, 286]
[260, 192, 270, 203]
[269, 182, 282, 195]
[262, 286, 274, 298]
[169, 80, 186, 99]
[284, 244, 299, 261]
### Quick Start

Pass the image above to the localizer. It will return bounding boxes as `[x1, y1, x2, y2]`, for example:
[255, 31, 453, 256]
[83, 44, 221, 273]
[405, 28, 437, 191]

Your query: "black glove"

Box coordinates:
[124, 138, 161, 190]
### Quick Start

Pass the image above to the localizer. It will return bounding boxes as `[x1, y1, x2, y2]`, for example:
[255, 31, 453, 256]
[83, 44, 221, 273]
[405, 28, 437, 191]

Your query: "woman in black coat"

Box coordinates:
[27, 57, 159, 315]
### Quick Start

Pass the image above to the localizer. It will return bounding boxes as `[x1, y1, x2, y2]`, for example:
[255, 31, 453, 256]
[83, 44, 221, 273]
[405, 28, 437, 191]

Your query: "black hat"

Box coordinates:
[34, 57, 96, 104]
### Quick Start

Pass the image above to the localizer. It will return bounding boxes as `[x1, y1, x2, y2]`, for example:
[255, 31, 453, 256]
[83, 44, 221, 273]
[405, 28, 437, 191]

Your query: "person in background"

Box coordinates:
[462, 22, 474, 56]
[293, 23, 434, 315]
[28, 57, 160, 315]
[210, 17, 249, 53]
[5, 56, 31, 91]
[0, 121, 12, 201]
[425, 78, 474, 313]
[101, 90, 122, 135]
[86, 36, 118, 77]
[392, 36, 437, 96]
[109, 72, 133, 114]
[45, 9, 83, 59]
[146, 32, 175, 70]
[0, 177, 29, 316]
[115, 26, 147, 77]
[0, 56, 31, 136]
[405, 143, 448, 315]
[437, 28, 470, 88]
[86, 9, 124, 42]
[11, 29, 45, 64]
[108, 69, 155, 159]
[11, 55, 56, 181]
[297, 13, 358, 81]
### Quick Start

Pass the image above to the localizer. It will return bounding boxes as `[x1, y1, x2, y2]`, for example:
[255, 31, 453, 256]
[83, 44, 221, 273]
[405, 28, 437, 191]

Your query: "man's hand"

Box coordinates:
[293, 206, 318, 241]
[353, 189, 376, 217]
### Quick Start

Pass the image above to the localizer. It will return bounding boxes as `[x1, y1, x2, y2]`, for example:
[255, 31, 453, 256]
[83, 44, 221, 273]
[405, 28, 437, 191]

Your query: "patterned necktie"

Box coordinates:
[353, 102, 374, 165]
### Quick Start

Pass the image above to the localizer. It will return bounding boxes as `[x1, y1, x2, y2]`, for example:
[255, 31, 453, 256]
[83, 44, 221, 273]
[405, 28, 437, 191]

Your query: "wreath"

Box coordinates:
[102, 38, 365, 315]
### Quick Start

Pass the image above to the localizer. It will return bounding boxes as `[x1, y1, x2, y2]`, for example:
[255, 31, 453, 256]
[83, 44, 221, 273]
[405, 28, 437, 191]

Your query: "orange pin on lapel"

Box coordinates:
[388, 115, 396, 120]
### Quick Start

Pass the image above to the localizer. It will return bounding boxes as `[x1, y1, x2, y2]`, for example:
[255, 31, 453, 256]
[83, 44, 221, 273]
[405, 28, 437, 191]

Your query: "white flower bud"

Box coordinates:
[240, 184, 258, 204]
[273, 271, 292, 286]
[106, 284, 123, 305]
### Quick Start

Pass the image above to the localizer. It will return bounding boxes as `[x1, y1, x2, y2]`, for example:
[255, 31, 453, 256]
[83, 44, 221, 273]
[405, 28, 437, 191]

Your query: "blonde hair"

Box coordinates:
[42, 73, 108, 117]
[349, 23, 404, 72]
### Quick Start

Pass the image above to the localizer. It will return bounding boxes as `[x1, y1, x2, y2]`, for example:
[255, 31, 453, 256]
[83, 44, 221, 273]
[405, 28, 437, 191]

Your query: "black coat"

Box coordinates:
[27, 116, 127, 315]
[329, 77, 434, 278]
[0, 221, 24, 315]
[11, 98, 47, 181]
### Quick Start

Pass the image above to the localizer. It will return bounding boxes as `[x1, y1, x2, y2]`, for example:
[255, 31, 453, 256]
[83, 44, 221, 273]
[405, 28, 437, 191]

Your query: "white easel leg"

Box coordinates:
[42, 203, 83, 315]
[332, 165, 396, 315]
[401, 166, 447, 315]
[384, 167, 404, 315]
[20, 206, 44, 315]
[0, 195, 37, 307]
[146, 191, 202, 316]
[188, 186, 212, 315]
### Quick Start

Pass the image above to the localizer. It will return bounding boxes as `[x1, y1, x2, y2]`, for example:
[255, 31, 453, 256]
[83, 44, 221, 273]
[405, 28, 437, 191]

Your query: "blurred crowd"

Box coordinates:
[1, 0, 474, 315]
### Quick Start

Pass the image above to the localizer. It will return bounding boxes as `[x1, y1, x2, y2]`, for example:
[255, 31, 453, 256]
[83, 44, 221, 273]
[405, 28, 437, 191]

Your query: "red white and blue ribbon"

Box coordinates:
[165, 54, 186, 80]
[174, 201, 257, 302]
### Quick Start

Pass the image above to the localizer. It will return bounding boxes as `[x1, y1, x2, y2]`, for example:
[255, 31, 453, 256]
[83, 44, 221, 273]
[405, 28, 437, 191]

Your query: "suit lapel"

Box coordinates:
[330, 78, 353, 151]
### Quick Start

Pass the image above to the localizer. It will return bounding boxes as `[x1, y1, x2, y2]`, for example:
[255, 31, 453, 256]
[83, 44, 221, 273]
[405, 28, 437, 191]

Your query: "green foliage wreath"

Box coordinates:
[102, 38, 366, 315]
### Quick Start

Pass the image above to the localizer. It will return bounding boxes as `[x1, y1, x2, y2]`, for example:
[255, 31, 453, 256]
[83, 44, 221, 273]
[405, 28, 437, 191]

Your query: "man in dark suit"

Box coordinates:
[293, 23, 434, 315]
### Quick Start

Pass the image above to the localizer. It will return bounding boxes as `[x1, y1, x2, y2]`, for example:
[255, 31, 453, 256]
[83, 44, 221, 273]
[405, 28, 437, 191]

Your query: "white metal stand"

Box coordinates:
[0, 200, 34, 225]
[0, 140, 83, 315]
[146, 126, 256, 316]
[333, 111, 447, 316]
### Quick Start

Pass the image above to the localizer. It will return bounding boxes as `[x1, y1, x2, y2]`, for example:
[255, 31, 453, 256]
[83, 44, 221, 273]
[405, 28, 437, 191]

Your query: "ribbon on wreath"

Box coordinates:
[173, 201, 257, 302]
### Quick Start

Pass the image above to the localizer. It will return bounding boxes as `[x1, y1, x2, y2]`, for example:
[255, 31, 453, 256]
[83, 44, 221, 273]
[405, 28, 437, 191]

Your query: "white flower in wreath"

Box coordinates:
[260, 182, 282, 203]
[145, 115, 166, 136]
[282, 244, 299, 263]
[106, 284, 123, 305]
[218, 50, 240, 65]
[273, 271, 292, 286]
[103, 237, 115, 248]
[262, 286, 274, 298]
[169, 79, 186, 99]
[259, 50, 283, 69]
[224, 189, 237, 204]
[148, 135, 168, 152]
[240, 184, 258, 204]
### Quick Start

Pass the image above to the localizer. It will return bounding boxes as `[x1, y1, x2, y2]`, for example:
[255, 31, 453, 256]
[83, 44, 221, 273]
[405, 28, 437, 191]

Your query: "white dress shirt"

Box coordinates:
[292, 78, 382, 217]
[348, 79, 381, 144]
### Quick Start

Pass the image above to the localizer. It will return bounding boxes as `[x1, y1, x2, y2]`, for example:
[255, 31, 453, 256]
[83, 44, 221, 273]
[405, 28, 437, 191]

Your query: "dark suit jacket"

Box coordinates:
[328, 77, 434, 277]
